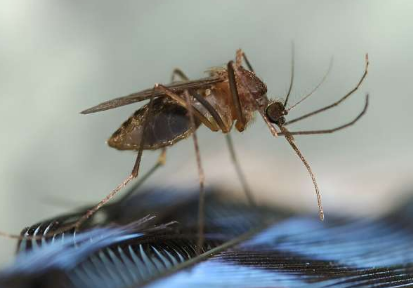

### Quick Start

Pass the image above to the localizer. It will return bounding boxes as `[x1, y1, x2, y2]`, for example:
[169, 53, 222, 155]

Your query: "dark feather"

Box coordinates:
[1, 185, 413, 288]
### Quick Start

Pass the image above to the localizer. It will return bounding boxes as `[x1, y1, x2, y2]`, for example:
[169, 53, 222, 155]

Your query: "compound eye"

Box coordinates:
[265, 105, 276, 123]
[265, 101, 285, 123]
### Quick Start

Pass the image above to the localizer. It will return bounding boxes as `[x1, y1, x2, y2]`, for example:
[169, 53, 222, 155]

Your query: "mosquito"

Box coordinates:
[0, 49, 369, 247]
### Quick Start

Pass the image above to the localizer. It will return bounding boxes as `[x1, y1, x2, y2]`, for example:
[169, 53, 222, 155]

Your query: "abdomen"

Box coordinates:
[108, 97, 200, 151]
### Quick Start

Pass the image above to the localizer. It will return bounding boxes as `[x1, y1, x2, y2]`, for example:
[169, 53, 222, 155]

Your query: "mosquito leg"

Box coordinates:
[119, 148, 167, 202]
[281, 94, 369, 136]
[190, 88, 255, 205]
[0, 85, 218, 240]
[0, 87, 158, 240]
[73, 170, 136, 230]
[171, 70, 248, 210]
[236, 49, 254, 72]
[155, 84, 220, 132]
[183, 90, 206, 255]
[286, 54, 369, 125]
[171, 68, 189, 82]
[46, 83, 219, 236]
[186, 90, 255, 206]
[182, 66, 254, 206]
[227, 61, 246, 128]
[189, 91, 228, 133]
[74, 82, 226, 228]
[279, 126, 324, 221]
[171, 69, 229, 132]
[187, 90, 253, 206]
[48, 86, 158, 235]
[170, 70, 229, 133]
[115, 69, 186, 202]
[230, 58, 279, 137]
[55, 83, 229, 235]
[68, 90, 156, 231]
[225, 134, 256, 206]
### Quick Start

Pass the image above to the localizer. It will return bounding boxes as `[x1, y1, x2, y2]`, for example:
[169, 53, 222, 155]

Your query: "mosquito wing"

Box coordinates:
[81, 76, 224, 114]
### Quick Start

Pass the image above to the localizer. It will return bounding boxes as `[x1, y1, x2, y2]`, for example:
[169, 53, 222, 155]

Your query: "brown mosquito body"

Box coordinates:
[106, 65, 266, 151]
[0, 49, 369, 245]
[77, 48, 368, 237]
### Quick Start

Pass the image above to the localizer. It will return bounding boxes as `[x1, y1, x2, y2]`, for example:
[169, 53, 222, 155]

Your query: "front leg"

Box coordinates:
[227, 61, 246, 130]
[229, 57, 279, 136]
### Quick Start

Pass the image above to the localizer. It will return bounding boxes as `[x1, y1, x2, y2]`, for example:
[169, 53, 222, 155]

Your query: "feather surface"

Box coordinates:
[1, 186, 413, 288]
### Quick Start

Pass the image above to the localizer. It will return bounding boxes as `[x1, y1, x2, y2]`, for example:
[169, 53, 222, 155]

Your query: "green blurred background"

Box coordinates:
[0, 0, 412, 265]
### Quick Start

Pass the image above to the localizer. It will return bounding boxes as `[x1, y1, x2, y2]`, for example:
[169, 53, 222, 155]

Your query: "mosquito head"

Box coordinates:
[265, 101, 288, 126]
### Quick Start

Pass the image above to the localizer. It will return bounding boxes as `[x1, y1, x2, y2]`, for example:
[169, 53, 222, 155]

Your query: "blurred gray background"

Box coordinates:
[0, 0, 412, 265]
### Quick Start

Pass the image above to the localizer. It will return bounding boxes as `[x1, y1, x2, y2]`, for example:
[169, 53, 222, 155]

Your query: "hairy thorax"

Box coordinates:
[202, 66, 267, 132]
